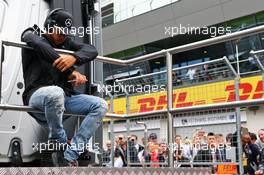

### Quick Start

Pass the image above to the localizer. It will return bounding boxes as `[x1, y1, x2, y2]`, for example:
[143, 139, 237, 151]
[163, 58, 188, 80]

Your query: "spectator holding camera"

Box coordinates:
[128, 135, 142, 166]
[114, 135, 127, 167]
[157, 143, 169, 167]
[129, 135, 144, 155]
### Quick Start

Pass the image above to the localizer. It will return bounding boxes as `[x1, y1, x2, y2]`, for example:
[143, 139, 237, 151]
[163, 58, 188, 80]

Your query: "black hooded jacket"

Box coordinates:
[21, 26, 98, 105]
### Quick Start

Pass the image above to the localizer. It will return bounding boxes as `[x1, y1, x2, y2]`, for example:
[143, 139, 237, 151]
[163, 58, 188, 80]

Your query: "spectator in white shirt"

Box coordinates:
[186, 67, 197, 83]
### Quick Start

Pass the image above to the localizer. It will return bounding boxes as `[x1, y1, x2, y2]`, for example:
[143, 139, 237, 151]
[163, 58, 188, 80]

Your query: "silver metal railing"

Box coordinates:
[1, 24, 264, 171]
[2, 24, 264, 66]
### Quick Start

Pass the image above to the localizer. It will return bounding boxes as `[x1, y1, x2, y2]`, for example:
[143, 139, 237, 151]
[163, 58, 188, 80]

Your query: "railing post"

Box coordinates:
[223, 56, 238, 77]
[0, 41, 3, 104]
[126, 119, 131, 167]
[116, 81, 130, 114]
[235, 76, 244, 174]
[110, 119, 115, 167]
[106, 90, 115, 167]
[250, 51, 264, 93]
[166, 51, 174, 167]
[126, 94, 130, 115]
[234, 41, 244, 174]
[235, 43, 240, 75]
[110, 96, 114, 114]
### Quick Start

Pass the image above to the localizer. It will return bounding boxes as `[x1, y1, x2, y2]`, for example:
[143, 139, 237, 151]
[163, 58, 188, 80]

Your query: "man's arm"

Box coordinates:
[259, 149, 264, 171]
[52, 38, 98, 72]
[21, 29, 74, 76]
[256, 149, 264, 174]
[66, 38, 98, 65]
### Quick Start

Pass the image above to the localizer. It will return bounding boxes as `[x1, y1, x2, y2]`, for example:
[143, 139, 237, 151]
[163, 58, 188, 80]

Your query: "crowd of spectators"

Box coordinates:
[172, 63, 229, 87]
[101, 128, 264, 174]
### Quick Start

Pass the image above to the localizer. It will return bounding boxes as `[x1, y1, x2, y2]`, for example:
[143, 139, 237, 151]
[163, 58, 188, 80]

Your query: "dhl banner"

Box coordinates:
[107, 75, 264, 114]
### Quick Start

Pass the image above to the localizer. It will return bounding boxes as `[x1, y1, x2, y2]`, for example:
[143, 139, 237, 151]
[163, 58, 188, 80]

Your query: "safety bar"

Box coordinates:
[2, 24, 264, 66]
[250, 50, 264, 72]
[1, 98, 264, 119]
[116, 56, 237, 83]
[0, 104, 125, 119]
[250, 49, 264, 55]
[1, 40, 126, 66]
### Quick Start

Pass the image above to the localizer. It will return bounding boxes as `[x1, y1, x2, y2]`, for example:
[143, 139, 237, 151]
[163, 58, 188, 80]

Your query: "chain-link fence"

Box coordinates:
[100, 43, 264, 174]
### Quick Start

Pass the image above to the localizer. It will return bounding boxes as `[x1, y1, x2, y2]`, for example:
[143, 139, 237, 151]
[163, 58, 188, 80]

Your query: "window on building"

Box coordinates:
[226, 15, 256, 32]
[256, 11, 264, 24]
[102, 3, 114, 27]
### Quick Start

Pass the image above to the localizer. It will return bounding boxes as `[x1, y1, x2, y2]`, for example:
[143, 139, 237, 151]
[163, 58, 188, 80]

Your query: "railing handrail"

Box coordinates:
[2, 24, 264, 66]
[2, 98, 264, 119]
[251, 49, 264, 55]
[0, 104, 125, 119]
[1, 40, 127, 66]
[116, 57, 226, 83]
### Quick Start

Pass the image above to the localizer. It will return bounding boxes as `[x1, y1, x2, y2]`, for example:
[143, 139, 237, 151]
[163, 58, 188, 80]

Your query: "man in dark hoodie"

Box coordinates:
[21, 8, 108, 166]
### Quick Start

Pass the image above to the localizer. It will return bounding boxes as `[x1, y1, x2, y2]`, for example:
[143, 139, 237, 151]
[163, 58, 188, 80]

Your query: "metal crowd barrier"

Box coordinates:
[1, 24, 264, 173]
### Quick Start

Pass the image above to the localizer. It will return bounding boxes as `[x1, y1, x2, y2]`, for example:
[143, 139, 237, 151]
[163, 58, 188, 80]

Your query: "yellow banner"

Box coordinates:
[107, 76, 263, 114]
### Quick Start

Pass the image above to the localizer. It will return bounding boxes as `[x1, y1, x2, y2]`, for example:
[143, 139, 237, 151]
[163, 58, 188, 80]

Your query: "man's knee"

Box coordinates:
[92, 98, 108, 118]
[44, 86, 65, 104]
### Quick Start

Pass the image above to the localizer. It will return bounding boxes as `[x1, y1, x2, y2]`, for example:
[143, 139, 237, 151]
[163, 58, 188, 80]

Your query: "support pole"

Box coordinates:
[110, 119, 115, 167]
[126, 119, 131, 166]
[0, 42, 3, 104]
[234, 70, 244, 174]
[166, 52, 174, 167]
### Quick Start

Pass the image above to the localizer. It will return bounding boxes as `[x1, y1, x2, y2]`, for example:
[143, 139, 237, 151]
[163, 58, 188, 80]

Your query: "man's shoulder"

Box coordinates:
[250, 143, 261, 152]
[256, 139, 264, 144]
[21, 25, 45, 42]
[139, 144, 144, 148]
[256, 140, 264, 147]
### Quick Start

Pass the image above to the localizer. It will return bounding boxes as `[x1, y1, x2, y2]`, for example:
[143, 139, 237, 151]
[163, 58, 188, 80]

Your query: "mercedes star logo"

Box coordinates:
[65, 18, 72, 27]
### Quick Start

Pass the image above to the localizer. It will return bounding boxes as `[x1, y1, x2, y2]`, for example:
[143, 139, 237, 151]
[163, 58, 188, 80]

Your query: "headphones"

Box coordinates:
[44, 8, 64, 29]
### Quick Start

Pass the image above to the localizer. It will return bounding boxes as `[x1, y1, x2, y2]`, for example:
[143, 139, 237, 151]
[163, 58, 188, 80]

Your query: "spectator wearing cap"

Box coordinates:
[148, 133, 158, 144]
[256, 129, 264, 150]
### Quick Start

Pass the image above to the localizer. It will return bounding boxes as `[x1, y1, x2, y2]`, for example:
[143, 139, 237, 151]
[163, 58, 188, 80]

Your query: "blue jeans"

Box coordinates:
[28, 86, 108, 162]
